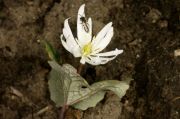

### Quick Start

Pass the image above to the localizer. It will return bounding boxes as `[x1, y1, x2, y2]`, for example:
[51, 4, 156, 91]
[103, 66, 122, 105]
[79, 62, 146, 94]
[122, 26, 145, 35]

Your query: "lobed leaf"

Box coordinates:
[48, 61, 132, 110]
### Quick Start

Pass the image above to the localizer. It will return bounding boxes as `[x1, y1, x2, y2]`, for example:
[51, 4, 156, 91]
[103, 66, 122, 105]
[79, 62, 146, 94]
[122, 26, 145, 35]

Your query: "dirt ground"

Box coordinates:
[0, 0, 180, 119]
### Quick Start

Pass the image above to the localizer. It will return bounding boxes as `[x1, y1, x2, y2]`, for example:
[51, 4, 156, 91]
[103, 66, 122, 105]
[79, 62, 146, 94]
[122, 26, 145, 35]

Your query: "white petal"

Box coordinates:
[63, 18, 75, 45]
[94, 49, 123, 57]
[98, 56, 116, 64]
[61, 35, 81, 58]
[61, 34, 71, 52]
[77, 4, 92, 47]
[92, 23, 114, 53]
[78, 4, 85, 17]
[92, 22, 112, 46]
[95, 27, 113, 51]
[88, 17, 92, 37]
[84, 49, 123, 65]
[84, 56, 102, 65]
[80, 57, 86, 64]
[61, 19, 81, 57]
[72, 46, 81, 57]
[83, 55, 112, 65]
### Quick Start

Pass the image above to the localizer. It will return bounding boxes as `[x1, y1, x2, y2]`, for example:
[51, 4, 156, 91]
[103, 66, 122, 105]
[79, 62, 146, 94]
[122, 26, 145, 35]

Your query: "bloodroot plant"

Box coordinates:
[45, 4, 132, 119]
[61, 4, 123, 65]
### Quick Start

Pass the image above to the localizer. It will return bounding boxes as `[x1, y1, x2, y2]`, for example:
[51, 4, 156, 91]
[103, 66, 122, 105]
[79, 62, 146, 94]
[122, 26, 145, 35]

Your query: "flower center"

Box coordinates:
[82, 42, 92, 56]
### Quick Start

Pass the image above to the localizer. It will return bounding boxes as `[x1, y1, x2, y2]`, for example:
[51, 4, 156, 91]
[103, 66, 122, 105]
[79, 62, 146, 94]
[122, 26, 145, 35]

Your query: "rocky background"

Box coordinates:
[0, 0, 179, 119]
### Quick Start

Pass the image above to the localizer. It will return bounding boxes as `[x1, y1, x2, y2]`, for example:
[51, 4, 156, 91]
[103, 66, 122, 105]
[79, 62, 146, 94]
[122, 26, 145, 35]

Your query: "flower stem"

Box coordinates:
[77, 63, 84, 74]
[59, 105, 68, 119]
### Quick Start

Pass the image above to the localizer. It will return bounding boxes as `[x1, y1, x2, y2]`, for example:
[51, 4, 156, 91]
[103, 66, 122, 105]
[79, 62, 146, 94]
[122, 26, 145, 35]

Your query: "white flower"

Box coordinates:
[60, 4, 123, 65]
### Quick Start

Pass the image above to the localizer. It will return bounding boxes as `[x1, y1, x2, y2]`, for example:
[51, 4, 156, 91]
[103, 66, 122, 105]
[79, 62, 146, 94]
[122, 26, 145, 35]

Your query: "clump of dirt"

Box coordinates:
[0, 0, 179, 119]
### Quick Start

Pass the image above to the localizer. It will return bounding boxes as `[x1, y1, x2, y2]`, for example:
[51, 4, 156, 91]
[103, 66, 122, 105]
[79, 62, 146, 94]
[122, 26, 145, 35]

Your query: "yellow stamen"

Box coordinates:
[82, 42, 92, 56]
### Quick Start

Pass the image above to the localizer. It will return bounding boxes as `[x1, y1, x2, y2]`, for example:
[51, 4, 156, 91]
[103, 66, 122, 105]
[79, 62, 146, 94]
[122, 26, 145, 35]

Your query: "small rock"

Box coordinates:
[158, 20, 168, 28]
[174, 49, 180, 57]
[146, 8, 161, 23]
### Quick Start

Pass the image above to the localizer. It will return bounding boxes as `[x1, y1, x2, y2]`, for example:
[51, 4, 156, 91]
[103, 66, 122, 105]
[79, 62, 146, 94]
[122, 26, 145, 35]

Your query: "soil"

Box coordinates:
[0, 0, 180, 119]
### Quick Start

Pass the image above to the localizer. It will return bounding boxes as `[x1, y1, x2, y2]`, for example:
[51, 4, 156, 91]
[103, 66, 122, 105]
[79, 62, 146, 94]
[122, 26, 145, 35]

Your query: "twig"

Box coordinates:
[10, 86, 24, 98]
[59, 105, 68, 119]
[34, 105, 53, 116]
[9, 86, 35, 107]
[172, 96, 180, 102]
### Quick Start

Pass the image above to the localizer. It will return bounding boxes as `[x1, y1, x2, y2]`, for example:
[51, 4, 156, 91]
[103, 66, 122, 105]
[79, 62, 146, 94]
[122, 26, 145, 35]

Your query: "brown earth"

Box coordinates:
[0, 0, 180, 119]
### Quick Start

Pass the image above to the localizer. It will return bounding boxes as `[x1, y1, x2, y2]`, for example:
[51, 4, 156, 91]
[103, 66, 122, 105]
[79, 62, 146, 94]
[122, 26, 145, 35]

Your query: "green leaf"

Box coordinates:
[43, 41, 59, 61]
[48, 61, 132, 110]
[72, 79, 131, 110]
[48, 62, 70, 107]
[48, 61, 89, 107]
[72, 91, 106, 110]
